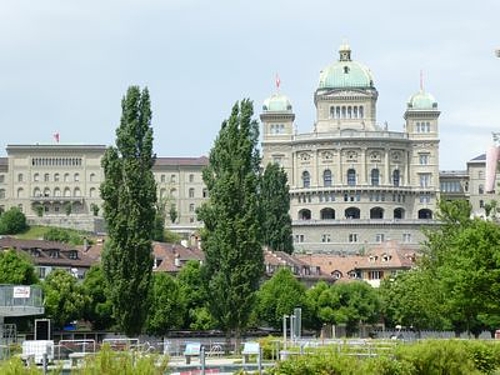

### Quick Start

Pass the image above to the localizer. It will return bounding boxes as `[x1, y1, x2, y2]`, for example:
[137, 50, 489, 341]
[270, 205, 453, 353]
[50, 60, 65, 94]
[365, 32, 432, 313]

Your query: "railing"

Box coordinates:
[0, 285, 44, 317]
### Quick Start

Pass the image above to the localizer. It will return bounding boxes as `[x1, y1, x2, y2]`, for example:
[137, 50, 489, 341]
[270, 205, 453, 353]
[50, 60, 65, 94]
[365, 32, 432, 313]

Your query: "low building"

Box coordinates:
[0, 237, 95, 280]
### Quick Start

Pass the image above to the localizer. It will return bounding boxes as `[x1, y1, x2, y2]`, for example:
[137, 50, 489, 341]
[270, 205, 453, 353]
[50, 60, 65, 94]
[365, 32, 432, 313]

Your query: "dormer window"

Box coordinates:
[50, 250, 59, 258]
[381, 254, 392, 262]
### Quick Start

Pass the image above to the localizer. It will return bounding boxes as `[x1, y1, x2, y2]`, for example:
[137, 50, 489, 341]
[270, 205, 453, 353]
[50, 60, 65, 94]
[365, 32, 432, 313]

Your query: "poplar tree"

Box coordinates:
[100, 86, 156, 337]
[260, 162, 293, 253]
[197, 99, 264, 351]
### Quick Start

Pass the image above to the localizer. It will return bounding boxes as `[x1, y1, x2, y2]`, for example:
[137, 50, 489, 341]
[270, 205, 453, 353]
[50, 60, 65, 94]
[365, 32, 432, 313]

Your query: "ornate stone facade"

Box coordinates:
[260, 44, 442, 253]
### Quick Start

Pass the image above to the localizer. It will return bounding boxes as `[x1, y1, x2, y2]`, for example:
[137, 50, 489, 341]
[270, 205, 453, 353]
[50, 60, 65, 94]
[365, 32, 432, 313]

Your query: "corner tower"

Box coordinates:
[260, 85, 295, 170]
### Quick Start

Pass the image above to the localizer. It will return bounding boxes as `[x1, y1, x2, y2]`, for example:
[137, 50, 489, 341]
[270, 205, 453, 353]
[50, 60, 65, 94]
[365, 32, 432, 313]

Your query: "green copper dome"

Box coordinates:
[318, 44, 374, 89]
[407, 90, 438, 110]
[263, 93, 293, 112]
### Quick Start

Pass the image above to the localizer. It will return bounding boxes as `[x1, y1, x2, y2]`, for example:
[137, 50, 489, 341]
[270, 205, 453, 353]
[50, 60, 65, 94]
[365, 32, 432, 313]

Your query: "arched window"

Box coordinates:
[54, 173, 60, 182]
[347, 169, 356, 186]
[44, 173, 50, 182]
[370, 207, 384, 219]
[302, 171, 310, 188]
[418, 209, 433, 219]
[43, 187, 50, 197]
[298, 209, 311, 220]
[64, 187, 71, 197]
[170, 188, 177, 197]
[394, 208, 405, 219]
[89, 187, 96, 198]
[393, 169, 400, 187]
[54, 187, 61, 197]
[320, 208, 335, 220]
[74, 173, 80, 182]
[89, 173, 96, 182]
[345, 207, 360, 219]
[18, 174, 24, 183]
[33, 187, 41, 197]
[371, 169, 380, 186]
[323, 169, 332, 187]
[74, 187, 81, 197]
[17, 188, 24, 198]
[64, 173, 70, 182]
[33, 173, 39, 182]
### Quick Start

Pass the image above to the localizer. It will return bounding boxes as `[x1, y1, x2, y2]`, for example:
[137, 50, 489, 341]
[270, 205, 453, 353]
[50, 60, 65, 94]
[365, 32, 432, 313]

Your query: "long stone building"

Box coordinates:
[0, 43, 496, 253]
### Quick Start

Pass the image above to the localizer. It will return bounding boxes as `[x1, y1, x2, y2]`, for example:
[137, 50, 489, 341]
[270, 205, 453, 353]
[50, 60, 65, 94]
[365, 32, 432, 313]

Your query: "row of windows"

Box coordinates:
[31, 157, 83, 167]
[159, 174, 196, 184]
[32, 187, 97, 198]
[415, 122, 431, 133]
[33, 203, 83, 214]
[294, 233, 412, 244]
[32, 172, 96, 183]
[159, 187, 208, 199]
[270, 124, 286, 135]
[302, 169, 402, 188]
[299, 192, 409, 204]
[329, 105, 365, 120]
[297, 207, 432, 220]
[440, 181, 465, 193]
[16, 172, 89, 183]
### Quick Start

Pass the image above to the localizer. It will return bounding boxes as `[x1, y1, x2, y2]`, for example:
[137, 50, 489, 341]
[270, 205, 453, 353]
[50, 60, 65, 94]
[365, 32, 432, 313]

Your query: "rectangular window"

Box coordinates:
[419, 174, 431, 188]
[294, 234, 305, 243]
[419, 154, 430, 165]
[0, 175, 4, 183]
[321, 234, 331, 242]
[368, 270, 383, 280]
[349, 233, 358, 243]
[375, 234, 385, 243]
[189, 174, 194, 183]
[170, 174, 176, 183]
[403, 233, 411, 243]
[419, 193, 431, 204]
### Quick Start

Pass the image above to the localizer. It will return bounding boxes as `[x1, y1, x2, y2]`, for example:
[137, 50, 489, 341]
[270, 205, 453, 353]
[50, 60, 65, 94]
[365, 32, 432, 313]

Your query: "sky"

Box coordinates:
[0, 0, 499, 170]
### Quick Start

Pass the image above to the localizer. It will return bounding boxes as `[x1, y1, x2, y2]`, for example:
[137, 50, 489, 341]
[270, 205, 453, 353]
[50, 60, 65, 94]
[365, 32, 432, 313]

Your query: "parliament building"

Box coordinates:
[0, 43, 495, 253]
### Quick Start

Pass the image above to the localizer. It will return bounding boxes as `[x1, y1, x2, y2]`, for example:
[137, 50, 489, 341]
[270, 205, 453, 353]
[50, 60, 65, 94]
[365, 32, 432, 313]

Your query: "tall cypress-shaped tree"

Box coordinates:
[261, 162, 293, 253]
[198, 99, 264, 351]
[100, 86, 156, 337]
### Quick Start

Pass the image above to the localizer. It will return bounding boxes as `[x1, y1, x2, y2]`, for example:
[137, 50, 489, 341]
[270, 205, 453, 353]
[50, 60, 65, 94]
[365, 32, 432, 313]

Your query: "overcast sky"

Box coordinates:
[1, 0, 499, 170]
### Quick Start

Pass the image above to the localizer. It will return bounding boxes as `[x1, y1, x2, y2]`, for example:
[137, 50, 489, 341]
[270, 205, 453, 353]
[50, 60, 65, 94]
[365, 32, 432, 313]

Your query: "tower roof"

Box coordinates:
[262, 93, 293, 112]
[318, 43, 374, 89]
[407, 90, 438, 110]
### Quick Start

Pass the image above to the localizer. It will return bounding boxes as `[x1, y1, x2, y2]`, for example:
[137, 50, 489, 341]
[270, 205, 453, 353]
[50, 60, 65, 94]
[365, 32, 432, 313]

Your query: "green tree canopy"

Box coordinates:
[255, 268, 308, 330]
[260, 163, 293, 254]
[43, 269, 87, 329]
[82, 265, 115, 331]
[0, 249, 38, 285]
[101, 86, 157, 336]
[146, 272, 185, 336]
[177, 260, 215, 330]
[197, 99, 264, 350]
[0, 207, 28, 235]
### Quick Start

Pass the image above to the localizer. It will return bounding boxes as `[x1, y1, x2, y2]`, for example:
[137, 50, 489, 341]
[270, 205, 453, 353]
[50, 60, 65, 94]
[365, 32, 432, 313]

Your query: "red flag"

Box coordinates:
[53, 132, 60, 143]
[275, 73, 281, 90]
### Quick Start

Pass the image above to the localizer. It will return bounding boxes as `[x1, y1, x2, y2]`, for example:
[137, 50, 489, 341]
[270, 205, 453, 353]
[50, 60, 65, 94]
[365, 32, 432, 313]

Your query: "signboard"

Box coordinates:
[13, 286, 31, 299]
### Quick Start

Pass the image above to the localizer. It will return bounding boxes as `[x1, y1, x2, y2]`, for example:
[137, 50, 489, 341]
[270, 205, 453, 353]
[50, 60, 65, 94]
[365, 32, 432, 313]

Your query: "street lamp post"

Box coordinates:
[283, 315, 289, 350]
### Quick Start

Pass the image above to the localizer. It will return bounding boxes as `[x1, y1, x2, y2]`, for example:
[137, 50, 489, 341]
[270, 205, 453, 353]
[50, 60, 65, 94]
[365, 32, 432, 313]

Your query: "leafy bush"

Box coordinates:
[0, 207, 28, 235]
[78, 344, 168, 375]
[43, 227, 90, 246]
[0, 356, 43, 374]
